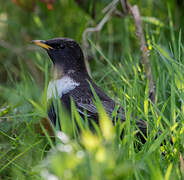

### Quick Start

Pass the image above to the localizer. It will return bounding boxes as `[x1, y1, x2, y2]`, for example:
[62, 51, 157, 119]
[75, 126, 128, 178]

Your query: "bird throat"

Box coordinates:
[51, 63, 77, 80]
[51, 64, 65, 80]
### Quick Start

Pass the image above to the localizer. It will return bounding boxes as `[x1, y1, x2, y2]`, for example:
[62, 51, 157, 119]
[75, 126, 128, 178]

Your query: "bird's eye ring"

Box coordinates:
[60, 44, 65, 49]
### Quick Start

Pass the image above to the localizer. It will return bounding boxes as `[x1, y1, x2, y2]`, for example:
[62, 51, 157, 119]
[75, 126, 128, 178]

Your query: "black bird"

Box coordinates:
[32, 38, 147, 139]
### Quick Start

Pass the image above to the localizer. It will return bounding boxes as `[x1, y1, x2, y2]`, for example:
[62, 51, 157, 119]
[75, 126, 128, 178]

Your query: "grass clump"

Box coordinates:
[0, 0, 184, 179]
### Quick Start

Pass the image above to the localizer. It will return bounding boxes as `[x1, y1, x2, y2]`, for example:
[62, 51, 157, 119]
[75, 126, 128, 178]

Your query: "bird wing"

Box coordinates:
[68, 81, 124, 120]
[48, 78, 147, 139]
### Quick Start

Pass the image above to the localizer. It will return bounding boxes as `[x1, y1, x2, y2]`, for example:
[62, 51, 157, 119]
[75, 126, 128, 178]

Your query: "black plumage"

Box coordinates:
[32, 38, 147, 139]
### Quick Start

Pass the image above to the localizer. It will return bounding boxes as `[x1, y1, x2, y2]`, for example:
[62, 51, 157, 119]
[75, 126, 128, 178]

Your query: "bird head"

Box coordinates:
[32, 38, 86, 76]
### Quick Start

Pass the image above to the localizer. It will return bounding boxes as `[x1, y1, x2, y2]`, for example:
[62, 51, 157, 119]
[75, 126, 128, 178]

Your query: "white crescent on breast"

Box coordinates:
[47, 76, 80, 100]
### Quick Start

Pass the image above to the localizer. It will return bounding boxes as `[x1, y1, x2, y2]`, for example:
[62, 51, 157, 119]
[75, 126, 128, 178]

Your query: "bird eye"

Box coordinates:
[60, 44, 65, 49]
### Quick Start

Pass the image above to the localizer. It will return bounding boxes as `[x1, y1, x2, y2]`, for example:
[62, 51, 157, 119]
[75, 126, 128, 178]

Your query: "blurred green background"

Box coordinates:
[0, 0, 184, 86]
[0, 0, 184, 179]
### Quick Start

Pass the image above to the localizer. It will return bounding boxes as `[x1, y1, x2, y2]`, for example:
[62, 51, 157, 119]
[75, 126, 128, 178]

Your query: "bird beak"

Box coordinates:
[31, 40, 53, 50]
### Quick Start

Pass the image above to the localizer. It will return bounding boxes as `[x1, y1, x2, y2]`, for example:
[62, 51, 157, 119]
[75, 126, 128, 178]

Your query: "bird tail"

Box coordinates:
[135, 119, 148, 143]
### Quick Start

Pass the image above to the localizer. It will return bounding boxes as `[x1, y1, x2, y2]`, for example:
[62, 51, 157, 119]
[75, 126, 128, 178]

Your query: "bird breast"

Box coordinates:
[47, 76, 80, 100]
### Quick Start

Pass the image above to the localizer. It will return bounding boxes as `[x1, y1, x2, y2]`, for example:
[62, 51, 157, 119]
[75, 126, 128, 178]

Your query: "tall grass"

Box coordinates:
[0, 0, 184, 179]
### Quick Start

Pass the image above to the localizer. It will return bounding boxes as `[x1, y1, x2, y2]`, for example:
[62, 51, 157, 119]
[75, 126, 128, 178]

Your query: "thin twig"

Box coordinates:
[82, 6, 117, 75]
[120, 0, 128, 14]
[122, 0, 155, 103]
[102, 0, 119, 14]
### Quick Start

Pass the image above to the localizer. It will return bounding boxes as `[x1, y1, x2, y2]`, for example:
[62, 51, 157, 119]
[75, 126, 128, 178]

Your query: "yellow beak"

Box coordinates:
[31, 40, 53, 50]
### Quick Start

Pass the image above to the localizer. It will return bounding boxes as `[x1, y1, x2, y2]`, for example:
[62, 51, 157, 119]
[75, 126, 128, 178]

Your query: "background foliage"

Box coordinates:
[0, 0, 184, 179]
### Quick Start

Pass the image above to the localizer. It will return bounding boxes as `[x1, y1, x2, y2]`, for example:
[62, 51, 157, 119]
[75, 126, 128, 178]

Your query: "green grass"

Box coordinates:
[0, 0, 184, 179]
